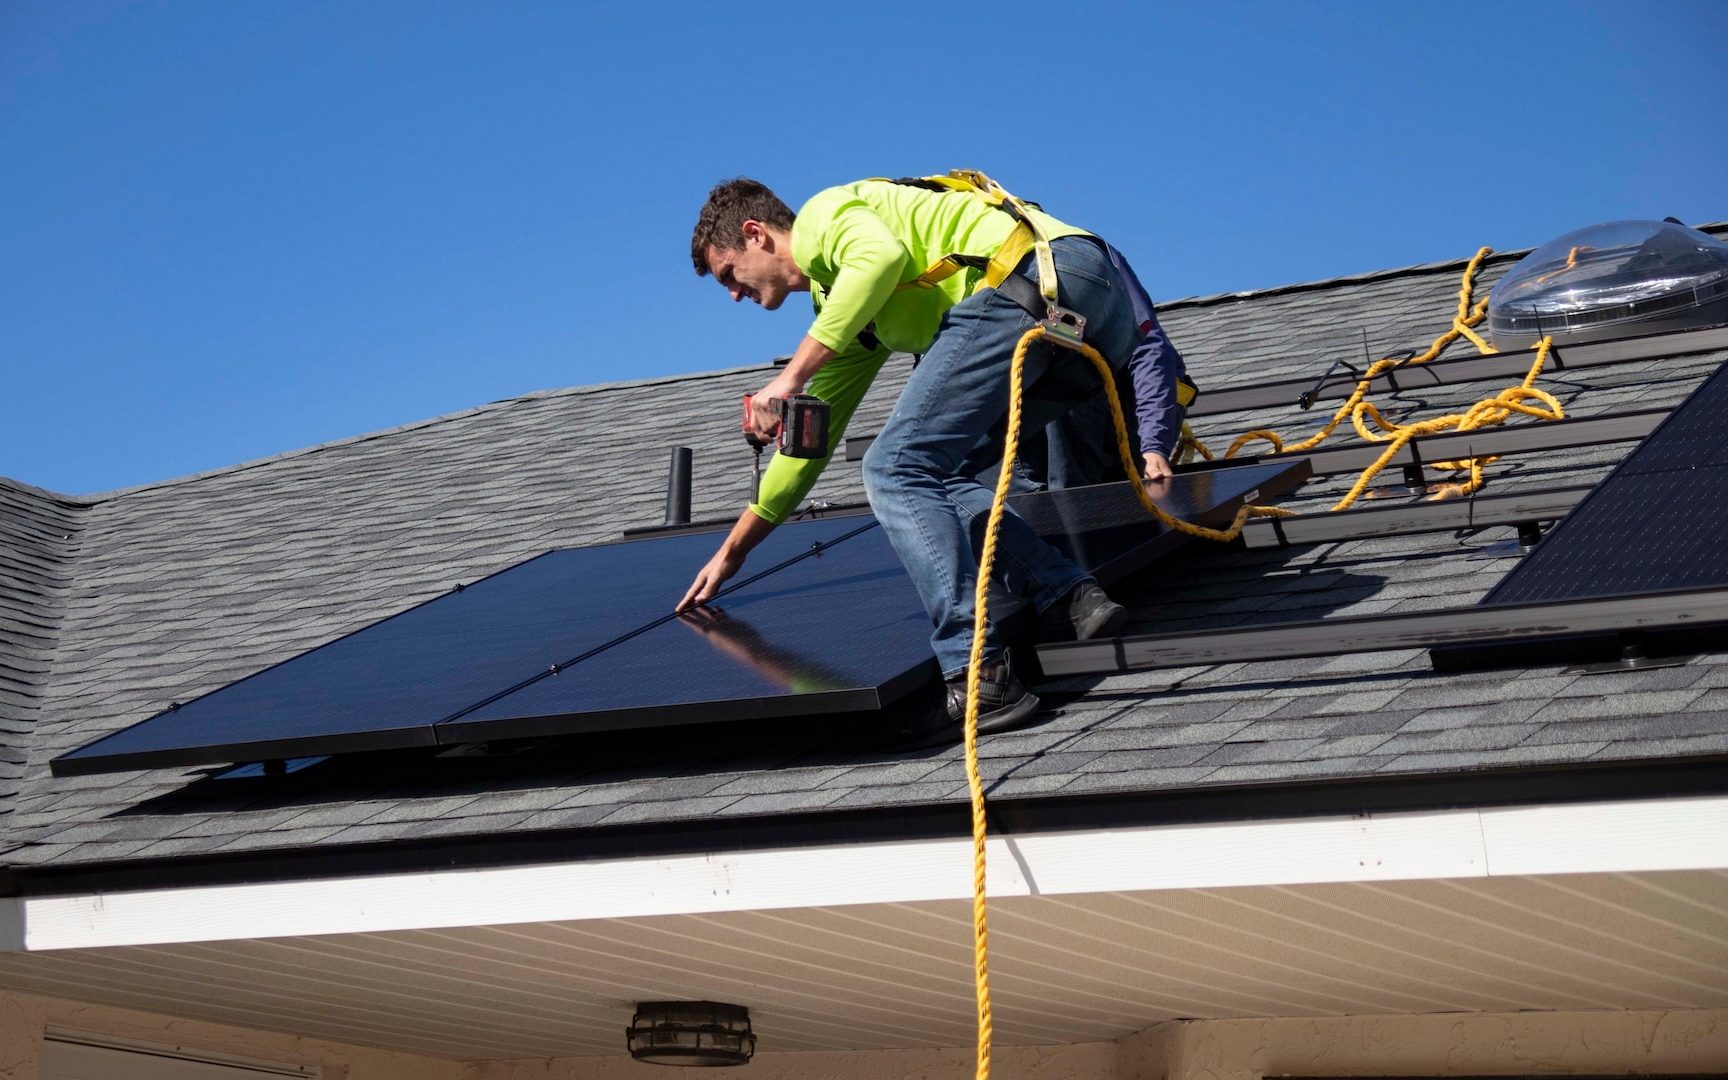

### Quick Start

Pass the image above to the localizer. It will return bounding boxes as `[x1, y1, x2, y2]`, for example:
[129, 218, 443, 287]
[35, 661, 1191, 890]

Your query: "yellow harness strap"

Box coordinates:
[870, 171, 1049, 300]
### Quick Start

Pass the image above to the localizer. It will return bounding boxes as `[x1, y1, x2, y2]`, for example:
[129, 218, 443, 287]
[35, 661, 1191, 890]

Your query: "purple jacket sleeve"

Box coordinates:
[1106, 244, 1188, 458]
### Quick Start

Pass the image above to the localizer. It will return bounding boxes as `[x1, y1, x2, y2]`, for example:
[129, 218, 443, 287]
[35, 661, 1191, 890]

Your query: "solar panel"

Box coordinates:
[437, 523, 934, 741]
[51, 516, 873, 774]
[1479, 361, 1728, 605]
[52, 460, 1307, 775]
[437, 459, 1307, 743]
[1009, 464, 1301, 584]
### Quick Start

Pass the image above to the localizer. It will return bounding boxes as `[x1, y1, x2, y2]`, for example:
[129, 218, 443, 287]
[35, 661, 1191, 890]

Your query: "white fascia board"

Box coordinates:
[10, 795, 1727, 952]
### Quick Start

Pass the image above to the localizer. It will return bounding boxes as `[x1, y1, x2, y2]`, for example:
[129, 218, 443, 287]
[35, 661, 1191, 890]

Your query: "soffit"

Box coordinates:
[0, 870, 1721, 1060]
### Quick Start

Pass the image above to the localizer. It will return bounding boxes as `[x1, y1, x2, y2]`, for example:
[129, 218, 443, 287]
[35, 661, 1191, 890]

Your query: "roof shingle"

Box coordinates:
[4, 226, 1727, 872]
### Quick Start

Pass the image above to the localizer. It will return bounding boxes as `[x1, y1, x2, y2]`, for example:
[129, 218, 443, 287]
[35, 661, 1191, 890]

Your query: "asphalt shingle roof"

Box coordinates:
[0, 478, 85, 826]
[4, 225, 1726, 873]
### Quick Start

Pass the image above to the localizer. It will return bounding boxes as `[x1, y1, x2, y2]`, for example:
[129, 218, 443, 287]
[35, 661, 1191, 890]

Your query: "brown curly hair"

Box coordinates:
[690, 178, 795, 275]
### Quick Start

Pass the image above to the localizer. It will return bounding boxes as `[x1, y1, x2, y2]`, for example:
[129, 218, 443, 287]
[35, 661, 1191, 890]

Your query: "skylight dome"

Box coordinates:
[1487, 220, 1728, 350]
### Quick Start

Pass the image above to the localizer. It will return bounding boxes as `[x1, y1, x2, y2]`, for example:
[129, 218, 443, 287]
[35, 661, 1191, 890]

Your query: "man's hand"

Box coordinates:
[677, 509, 778, 613]
[678, 547, 744, 611]
[1142, 451, 1174, 484]
[746, 375, 804, 444]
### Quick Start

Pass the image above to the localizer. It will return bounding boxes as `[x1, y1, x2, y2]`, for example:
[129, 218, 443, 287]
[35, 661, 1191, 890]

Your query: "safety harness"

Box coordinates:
[878, 170, 1198, 409]
[865, 170, 1255, 1080]
[868, 175, 1563, 1080]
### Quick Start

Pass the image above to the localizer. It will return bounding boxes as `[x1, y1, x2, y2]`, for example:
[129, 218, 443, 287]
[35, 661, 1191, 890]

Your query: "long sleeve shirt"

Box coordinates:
[1106, 243, 1189, 458]
[749, 180, 1090, 524]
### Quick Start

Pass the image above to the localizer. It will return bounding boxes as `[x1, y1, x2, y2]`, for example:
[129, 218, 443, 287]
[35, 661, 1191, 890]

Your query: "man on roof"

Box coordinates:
[678, 174, 1179, 737]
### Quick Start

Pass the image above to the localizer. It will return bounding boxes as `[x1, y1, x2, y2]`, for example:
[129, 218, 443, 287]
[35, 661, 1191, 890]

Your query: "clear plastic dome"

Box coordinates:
[1486, 220, 1728, 350]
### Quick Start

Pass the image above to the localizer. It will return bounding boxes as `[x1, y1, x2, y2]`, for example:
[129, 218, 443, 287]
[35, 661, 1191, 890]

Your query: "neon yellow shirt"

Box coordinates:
[748, 180, 1087, 525]
[794, 180, 1087, 355]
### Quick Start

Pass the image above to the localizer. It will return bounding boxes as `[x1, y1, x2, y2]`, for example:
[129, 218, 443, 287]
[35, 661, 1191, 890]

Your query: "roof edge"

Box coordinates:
[1157, 220, 1728, 312]
[6, 753, 1724, 897]
[6, 791, 1724, 951]
[0, 475, 99, 511]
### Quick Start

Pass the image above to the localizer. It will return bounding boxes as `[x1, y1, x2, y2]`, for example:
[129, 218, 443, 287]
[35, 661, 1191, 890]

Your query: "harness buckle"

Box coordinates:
[1041, 306, 1088, 352]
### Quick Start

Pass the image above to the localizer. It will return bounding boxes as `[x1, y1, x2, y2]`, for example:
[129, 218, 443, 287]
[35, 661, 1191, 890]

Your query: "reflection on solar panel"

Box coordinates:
[1480, 361, 1728, 604]
[52, 461, 1306, 776]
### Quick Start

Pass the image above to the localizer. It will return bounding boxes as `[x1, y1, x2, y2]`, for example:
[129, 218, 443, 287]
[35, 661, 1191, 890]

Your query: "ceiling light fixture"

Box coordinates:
[627, 1001, 756, 1067]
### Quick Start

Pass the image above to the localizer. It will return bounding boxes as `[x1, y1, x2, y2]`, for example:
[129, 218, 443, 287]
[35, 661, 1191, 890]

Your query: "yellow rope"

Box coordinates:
[963, 326, 1296, 1080]
[965, 244, 1569, 1079]
[1218, 246, 1499, 461]
[1181, 247, 1568, 510]
[1330, 337, 1560, 509]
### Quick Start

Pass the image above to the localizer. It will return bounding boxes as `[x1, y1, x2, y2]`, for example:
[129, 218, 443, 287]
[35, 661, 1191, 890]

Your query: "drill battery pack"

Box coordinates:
[741, 393, 831, 460]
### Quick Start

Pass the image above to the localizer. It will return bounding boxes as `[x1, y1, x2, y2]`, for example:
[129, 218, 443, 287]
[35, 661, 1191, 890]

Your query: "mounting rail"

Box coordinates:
[1036, 585, 1728, 677]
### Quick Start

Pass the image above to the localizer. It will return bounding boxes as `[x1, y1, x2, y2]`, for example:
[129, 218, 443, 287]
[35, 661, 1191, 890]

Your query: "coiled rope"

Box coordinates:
[1183, 247, 1562, 509]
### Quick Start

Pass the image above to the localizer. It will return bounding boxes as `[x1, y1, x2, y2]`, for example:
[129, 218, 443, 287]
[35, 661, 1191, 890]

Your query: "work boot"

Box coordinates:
[943, 656, 1041, 735]
[1061, 580, 1128, 641]
[897, 656, 1044, 751]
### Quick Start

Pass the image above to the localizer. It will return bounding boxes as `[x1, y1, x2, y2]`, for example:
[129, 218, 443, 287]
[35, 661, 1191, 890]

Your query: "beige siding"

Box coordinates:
[1126, 1011, 1728, 1080]
[0, 990, 461, 1080]
[3, 988, 1723, 1080]
[462, 1009, 1728, 1080]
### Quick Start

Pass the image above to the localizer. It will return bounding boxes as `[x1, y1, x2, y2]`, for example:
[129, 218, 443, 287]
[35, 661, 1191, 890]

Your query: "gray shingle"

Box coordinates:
[1596, 732, 1728, 758]
[829, 780, 967, 808]
[600, 795, 745, 824]
[1523, 713, 1728, 746]
[6, 227, 1728, 870]
[1377, 743, 1612, 773]
[708, 768, 857, 798]
[1529, 690, 1709, 723]
[0, 479, 87, 810]
[1370, 725, 1536, 755]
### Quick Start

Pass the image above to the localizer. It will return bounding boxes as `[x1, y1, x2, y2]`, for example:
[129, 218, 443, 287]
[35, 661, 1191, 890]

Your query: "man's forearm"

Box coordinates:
[776, 334, 838, 392]
[724, 504, 778, 559]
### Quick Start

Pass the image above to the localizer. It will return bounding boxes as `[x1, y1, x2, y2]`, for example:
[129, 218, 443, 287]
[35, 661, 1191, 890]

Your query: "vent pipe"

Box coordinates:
[662, 447, 693, 526]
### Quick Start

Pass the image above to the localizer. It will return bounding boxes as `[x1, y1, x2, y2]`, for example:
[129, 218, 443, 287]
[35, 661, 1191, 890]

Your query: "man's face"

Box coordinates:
[706, 222, 793, 310]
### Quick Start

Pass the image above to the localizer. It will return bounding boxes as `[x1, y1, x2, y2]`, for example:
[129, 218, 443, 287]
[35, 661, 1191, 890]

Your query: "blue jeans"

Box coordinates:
[862, 236, 1141, 677]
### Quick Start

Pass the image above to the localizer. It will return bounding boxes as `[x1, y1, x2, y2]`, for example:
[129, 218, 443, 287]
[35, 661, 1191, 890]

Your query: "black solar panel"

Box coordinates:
[1011, 466, 1294, 584]
[1482, 361, 1728, 605]
[52, 460, 1307, 775]
[52, 516, 872, 774]
[438, 523, 934, 742]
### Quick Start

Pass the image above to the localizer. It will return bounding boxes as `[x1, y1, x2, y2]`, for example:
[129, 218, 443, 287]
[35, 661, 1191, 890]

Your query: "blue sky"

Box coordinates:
[4, 1, 1725, 495]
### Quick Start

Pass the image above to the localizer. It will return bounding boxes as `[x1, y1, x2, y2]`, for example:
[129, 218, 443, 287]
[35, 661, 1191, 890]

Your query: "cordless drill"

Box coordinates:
[742, 393, 832, 501]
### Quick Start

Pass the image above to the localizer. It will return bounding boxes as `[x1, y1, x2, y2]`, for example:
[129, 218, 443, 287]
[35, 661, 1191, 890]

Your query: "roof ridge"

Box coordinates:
[65, 361, 779, 504]
[19, 219, 1725, 503]
[0, 476, 88, 813]
[0, 476, 99, 511]
[1156, 220, 1728, 312]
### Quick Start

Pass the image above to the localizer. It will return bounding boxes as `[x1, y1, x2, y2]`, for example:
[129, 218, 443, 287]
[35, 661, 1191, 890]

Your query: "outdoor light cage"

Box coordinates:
[627, 1001, 756, 1067]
